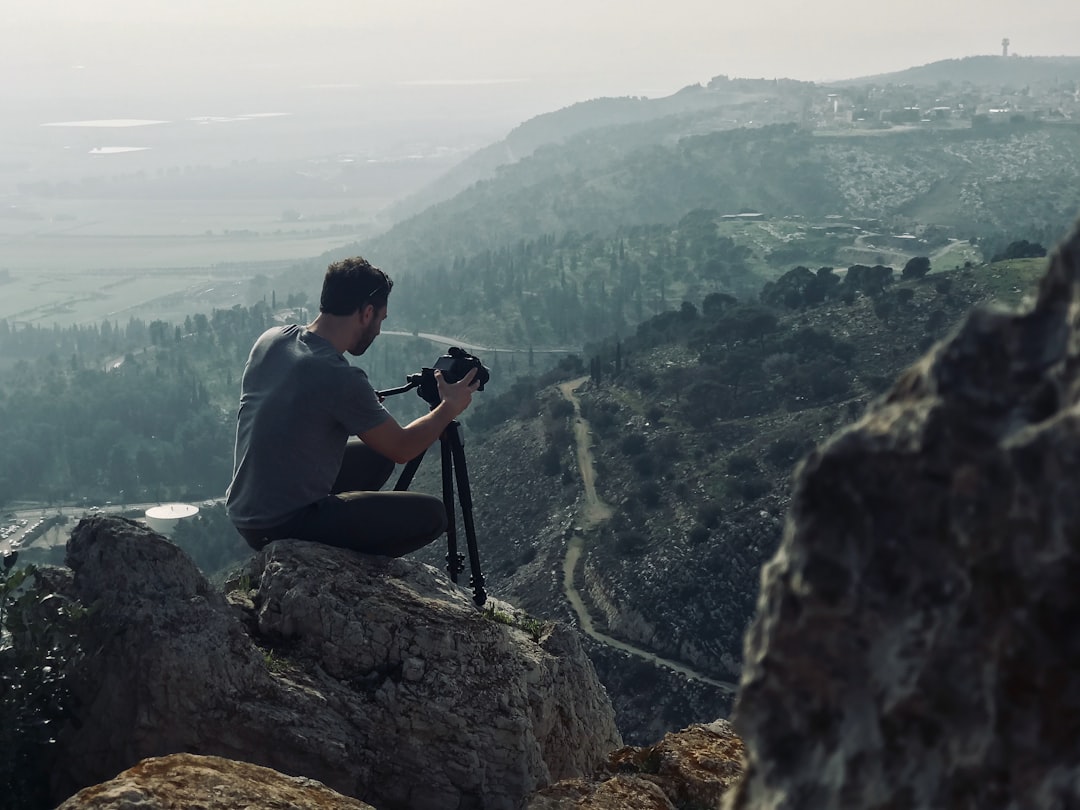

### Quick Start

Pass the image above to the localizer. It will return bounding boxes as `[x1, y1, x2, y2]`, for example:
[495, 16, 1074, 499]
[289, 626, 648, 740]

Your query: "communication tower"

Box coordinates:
[1002, 37, 1010, 57]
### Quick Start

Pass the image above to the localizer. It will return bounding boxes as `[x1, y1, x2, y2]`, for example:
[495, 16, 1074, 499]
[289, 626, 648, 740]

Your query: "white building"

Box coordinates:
[144, 503, 199, 536]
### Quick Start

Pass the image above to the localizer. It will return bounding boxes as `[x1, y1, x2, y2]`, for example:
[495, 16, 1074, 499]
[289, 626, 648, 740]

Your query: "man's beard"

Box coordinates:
[349, 321, 380, 356]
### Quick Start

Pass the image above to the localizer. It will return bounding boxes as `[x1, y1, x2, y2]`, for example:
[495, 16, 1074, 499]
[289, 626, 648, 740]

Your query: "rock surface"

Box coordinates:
[49, 517, 621, 809]
[56, 753, 375, 809]
[527, 720, 744, 809]
[729, 222, 1080, 808]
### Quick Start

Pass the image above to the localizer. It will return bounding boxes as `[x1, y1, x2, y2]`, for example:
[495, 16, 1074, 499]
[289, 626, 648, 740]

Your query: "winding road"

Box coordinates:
[557, 377, 738, 694]
[382, 330, 575, 355]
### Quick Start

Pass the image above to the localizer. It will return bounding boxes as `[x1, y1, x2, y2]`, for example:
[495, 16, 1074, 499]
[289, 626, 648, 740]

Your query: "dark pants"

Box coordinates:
[239, 439, 447, 557]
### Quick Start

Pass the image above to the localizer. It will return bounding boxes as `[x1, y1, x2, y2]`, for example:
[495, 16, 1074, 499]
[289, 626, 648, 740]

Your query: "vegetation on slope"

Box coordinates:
[446, 252, 1048, 739]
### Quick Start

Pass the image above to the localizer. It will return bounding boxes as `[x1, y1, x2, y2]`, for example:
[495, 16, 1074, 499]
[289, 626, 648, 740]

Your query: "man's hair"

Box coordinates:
[319, 257, 393, 316]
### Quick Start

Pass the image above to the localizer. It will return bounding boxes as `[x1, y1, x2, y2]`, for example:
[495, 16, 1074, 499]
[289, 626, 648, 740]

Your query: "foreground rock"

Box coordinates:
[49, 518, 621, 809]
[56, 753, 375, 810]
[59, 722, 743, 810]
[730, 224, 1080, 808]
[528, 720, 744, 809]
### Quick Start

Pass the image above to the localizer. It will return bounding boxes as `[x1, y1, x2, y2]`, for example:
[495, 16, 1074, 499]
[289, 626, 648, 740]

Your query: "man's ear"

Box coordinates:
[358, 302, 376, 323]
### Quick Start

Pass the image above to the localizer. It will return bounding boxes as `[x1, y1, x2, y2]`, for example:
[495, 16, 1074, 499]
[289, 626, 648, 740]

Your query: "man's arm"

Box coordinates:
[358, 369, 479, 464]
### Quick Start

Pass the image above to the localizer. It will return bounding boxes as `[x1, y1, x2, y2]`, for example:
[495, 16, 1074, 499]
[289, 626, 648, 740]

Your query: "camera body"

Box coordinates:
[413, 347, 490, 406]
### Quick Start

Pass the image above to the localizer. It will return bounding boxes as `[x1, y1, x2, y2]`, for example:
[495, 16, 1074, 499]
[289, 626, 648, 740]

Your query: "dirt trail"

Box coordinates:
[557, 377, 737, 694]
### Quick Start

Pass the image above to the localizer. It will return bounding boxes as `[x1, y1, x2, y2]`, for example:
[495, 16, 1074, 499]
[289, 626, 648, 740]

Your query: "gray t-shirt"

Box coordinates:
[226, 325, 390, 529]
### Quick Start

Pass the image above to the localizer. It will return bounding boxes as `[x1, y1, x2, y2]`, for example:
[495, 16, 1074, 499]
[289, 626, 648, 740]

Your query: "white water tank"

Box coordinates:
[144, 503, 199, 536]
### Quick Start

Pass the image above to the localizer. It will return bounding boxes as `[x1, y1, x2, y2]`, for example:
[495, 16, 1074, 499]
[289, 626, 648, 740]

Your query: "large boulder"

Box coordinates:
[56, 753, 375, 810]
[50, 517, 621, 809]
[729, 222, 1080, 808]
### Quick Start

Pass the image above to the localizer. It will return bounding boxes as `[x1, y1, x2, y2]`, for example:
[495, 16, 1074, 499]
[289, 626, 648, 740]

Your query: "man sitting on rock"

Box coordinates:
[225, 256, 479, 555]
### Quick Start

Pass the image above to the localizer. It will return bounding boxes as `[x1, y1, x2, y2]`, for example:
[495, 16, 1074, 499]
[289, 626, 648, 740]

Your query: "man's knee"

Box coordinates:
[422, 497, 448, 539]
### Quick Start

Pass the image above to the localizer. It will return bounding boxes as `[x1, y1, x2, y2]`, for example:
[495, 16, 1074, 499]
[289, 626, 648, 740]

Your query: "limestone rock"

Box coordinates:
[729, 223, 1080, 808]
[527, 720, 744, 809]
[56, 753, 374, 809]
[51, 517, 621, 809]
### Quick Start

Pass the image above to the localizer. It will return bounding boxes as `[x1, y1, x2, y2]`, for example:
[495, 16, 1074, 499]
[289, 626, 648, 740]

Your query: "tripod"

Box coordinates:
[377, 377, 487, 606]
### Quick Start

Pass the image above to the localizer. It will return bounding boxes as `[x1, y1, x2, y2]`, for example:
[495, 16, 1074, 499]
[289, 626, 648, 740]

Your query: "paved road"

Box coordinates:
[1, 498, 226, 556]
[382, 330, 576, 355]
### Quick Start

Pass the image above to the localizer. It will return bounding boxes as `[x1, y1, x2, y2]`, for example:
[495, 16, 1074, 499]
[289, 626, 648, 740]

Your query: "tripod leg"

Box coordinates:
[440, 433, 464, 583]
[446, 422, 486, 606]
[393, 450, 426, 492]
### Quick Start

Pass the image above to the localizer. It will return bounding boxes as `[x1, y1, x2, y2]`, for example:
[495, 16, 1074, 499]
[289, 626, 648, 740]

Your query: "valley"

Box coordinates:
[2, 53, 1077, 748]
[558, 376, 738, 694]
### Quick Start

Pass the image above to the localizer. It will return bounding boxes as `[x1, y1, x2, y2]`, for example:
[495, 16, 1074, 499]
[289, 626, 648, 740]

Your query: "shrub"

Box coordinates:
[615, 531, 650, 556]
[697, 503, 725, 529]
[547, 399, 574, 421]
[765, 437, 804, 467]
[726, 453, 761, 477]
[652, 433, 681, 460]
[893, 288, 916, 306]
[734, 476, 771, 501]
[639, 481, 662, 508]
[631, 454, 655, 476]
[540, 445, 561, 476]
[926, 309, 950, 332]
[688, 525, 711, 545]
[635, 371, 658, 392]
[992, 240, 1046, 261]
[901, 256, 931, 279]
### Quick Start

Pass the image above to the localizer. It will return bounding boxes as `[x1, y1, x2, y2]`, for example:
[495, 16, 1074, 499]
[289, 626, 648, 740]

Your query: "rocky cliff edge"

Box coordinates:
[730, 222, 1080, 808]
[45, 517, 621, 810]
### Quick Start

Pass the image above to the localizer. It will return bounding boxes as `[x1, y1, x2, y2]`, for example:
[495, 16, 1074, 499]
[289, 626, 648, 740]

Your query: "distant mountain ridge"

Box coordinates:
[385, 55, 1080, 229]
[360, 122, 1080, 276]
[384, 78, 806, 223]
[837, 54, 1080, 88]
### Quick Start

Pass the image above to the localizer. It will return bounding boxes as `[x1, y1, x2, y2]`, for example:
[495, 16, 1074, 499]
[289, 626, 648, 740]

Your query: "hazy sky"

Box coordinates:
[8, 1, 1080, 91]
[5, 1, 1080, 150]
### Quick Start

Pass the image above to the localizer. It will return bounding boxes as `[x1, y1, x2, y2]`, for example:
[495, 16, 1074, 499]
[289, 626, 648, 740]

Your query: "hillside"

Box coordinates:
[257, 54, 1080, 353]
[360, 122, 1080, 275]
[264, 122, 1077, 349]
[840, 54, 1080, 89]
[385, 78, 811, 222]
[412, 252, 1050, 741]
[388, 55, 1080, 231]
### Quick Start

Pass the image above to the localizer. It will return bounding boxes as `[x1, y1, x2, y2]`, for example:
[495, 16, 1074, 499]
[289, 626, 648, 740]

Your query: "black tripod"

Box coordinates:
[377, 375, 487, 606]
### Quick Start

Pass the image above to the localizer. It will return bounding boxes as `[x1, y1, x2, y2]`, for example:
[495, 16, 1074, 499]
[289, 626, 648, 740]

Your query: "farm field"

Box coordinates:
[0, 263, 267, 328]
[0, 196, 384, 327]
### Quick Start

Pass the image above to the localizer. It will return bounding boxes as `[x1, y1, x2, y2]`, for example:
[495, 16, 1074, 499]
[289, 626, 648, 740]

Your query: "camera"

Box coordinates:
[413, 347, 490, 406]
[433, 347, 490, 388]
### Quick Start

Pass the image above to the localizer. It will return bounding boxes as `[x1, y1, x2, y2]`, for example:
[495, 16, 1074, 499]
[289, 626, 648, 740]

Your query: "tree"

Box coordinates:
[702, 292, 738, 319]
[714, 305, 779, 347]
[992, 240, 1047, 261]
[902, 256, 932, 280]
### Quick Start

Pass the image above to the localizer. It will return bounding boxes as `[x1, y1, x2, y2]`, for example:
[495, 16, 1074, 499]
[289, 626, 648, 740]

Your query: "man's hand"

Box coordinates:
[436, 367, 480, 417]
[360, 368, 481, 463]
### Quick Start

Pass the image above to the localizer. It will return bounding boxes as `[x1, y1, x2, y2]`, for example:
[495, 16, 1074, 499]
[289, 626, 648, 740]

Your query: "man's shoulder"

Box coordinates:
[252, 324, 294, 347]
